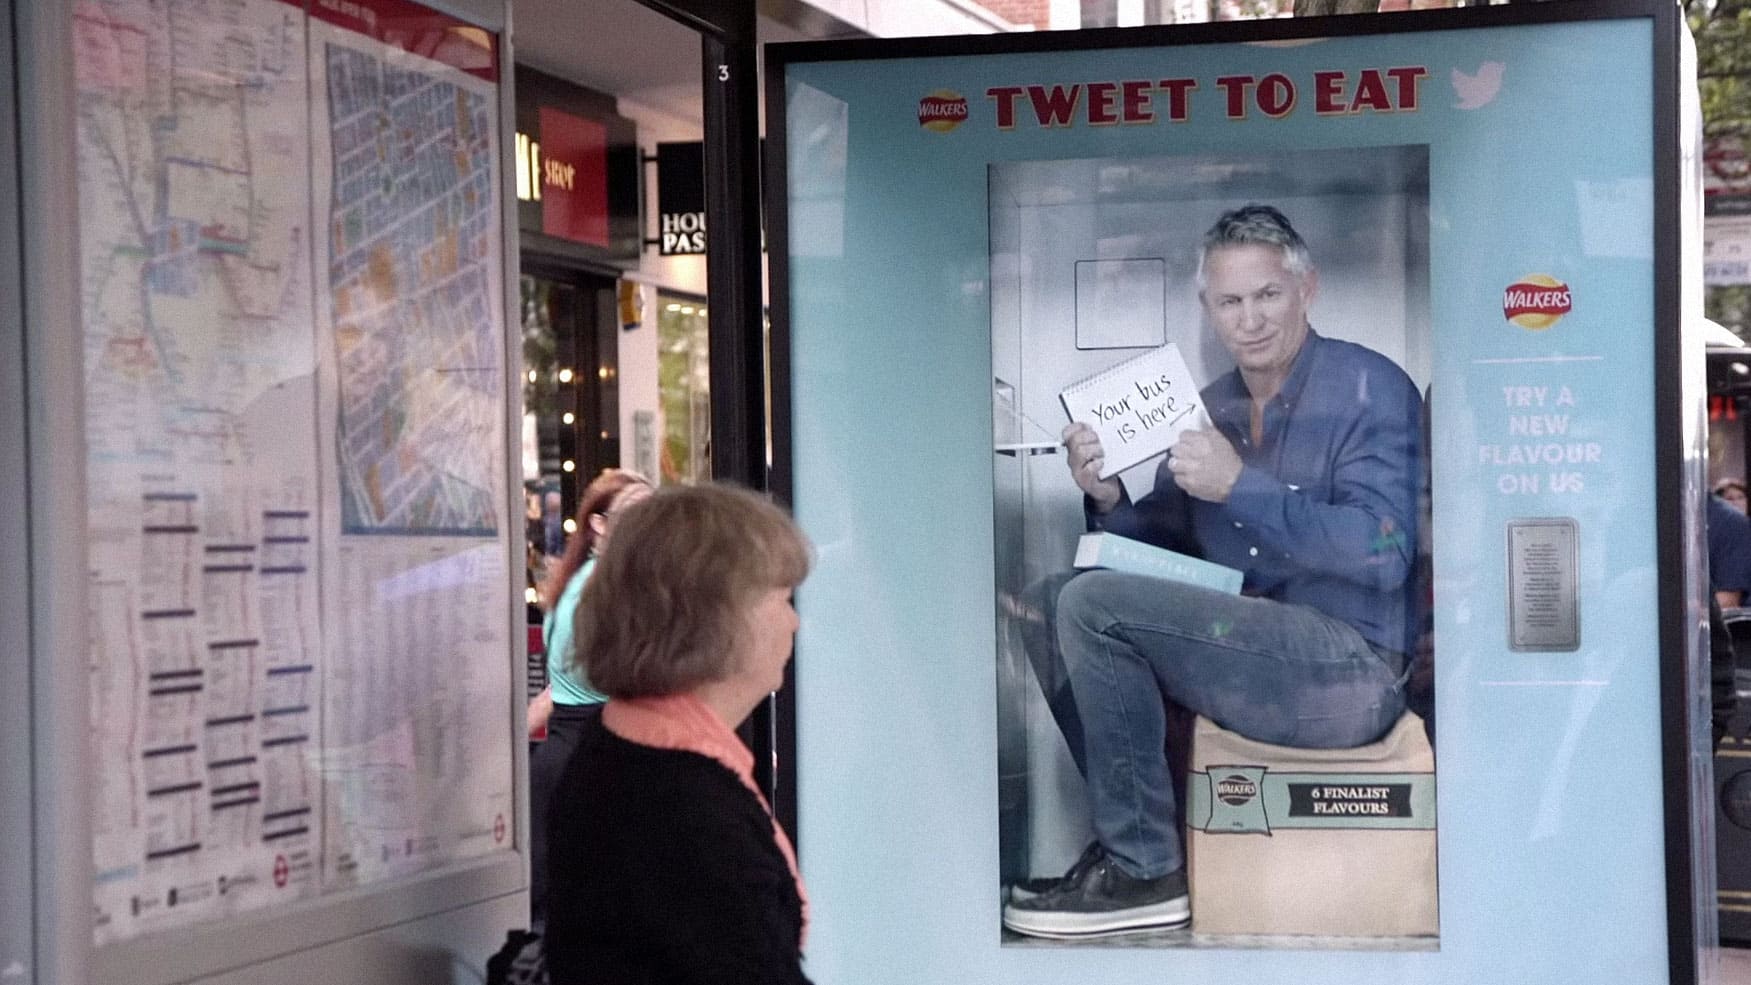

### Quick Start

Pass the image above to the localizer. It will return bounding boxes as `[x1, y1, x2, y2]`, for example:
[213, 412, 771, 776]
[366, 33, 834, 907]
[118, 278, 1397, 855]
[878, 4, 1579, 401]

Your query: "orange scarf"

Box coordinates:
[602, 693, 810, 945]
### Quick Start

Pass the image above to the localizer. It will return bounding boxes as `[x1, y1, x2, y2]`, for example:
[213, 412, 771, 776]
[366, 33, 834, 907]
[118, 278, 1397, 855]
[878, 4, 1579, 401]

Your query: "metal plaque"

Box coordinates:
[1507, 518, 1580, 652]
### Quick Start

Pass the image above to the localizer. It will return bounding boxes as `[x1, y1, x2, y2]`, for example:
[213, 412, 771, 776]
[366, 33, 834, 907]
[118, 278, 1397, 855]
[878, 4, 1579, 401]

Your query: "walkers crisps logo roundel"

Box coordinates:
[919, 90, 969, 132]
[1215, 773, 1259, 806]
[1503, 274, 1573, 330]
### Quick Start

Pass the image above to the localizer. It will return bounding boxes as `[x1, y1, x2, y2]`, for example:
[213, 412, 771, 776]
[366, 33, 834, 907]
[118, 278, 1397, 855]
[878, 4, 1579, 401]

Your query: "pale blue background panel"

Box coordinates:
[784, 17, 1661, 985]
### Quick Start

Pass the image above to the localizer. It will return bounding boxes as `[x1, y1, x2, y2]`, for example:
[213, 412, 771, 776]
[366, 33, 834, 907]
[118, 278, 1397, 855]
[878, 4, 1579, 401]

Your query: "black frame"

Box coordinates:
[763, 0, 1699, 974]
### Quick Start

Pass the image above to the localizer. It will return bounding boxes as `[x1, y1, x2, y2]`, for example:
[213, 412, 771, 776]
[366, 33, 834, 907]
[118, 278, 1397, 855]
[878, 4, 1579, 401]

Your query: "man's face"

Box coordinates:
[1201, 243, 1317, 380]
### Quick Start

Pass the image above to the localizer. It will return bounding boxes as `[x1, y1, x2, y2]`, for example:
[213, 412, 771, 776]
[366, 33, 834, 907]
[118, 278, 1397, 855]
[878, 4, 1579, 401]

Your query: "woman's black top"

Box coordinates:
[544, 715, 811, 985]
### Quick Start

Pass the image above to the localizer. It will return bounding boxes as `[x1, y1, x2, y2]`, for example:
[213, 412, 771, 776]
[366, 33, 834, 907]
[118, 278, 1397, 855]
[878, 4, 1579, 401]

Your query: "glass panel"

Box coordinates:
[73, 0, 512, 944]
[658, 294, 711, 483]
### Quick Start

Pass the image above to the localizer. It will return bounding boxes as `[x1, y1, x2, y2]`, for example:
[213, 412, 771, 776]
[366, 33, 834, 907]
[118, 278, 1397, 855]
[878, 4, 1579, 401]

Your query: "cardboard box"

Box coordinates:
[1186, 712, 1438, 938]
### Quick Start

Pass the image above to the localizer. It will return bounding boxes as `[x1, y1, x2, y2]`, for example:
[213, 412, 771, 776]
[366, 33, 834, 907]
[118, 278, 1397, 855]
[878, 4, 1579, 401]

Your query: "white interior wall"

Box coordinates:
[616, 97, 702, 479]
[618, 279, 662, 475]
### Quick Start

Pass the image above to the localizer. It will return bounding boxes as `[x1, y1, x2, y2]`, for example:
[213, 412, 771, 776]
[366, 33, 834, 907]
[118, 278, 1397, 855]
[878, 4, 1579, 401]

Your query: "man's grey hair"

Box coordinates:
[1196, 204, 1314, 288]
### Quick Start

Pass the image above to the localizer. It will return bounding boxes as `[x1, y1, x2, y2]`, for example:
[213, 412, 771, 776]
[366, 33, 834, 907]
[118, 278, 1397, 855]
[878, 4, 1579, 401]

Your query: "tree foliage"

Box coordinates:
[1689, 0, 1751, 142]
[1688, 0, 1751, 335]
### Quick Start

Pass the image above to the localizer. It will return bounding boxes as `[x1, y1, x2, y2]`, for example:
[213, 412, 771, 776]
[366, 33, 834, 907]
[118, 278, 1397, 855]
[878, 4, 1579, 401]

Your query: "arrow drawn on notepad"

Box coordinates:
[1451, 62, 1505, 110]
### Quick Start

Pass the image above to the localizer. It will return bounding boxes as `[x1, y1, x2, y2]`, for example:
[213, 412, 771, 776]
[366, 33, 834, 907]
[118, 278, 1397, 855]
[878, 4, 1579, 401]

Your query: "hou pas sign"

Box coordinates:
[657, 141, 706, 256]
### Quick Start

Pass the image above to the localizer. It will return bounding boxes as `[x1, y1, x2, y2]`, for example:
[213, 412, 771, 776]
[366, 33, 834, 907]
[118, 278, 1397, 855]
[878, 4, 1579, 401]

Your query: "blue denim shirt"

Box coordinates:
[1709, 494, 1751, 594]
[1094, 329, 1425, 656]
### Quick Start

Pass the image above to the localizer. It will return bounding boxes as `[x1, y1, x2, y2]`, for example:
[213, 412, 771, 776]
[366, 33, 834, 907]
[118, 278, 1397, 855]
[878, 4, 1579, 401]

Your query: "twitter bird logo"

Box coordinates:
[1452, 62, 1505, 110]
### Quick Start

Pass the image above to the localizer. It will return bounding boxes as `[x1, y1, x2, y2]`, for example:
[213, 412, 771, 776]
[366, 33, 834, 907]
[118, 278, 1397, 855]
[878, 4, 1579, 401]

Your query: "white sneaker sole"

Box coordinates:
[1002, 896, 1191, 939]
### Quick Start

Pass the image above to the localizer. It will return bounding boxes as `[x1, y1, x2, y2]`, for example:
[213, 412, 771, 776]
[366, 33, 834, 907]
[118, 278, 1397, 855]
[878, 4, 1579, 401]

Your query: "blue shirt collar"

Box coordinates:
[1206, 325, 1322, 426]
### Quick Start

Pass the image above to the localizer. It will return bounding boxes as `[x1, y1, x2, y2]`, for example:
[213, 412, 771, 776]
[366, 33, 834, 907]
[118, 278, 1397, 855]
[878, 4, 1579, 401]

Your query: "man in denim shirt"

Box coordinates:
[1004, 205, 1424, 939]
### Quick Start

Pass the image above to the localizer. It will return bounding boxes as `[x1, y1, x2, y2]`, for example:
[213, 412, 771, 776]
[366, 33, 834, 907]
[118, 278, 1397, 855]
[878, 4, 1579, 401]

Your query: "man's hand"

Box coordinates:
[1062, 422, 1122, 513]
[1168, 426, 1244, 503]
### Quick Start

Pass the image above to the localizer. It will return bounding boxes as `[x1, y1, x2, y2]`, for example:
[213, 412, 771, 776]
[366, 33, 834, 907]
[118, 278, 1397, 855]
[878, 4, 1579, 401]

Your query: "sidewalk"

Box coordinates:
[1724, 945, 1751, 982]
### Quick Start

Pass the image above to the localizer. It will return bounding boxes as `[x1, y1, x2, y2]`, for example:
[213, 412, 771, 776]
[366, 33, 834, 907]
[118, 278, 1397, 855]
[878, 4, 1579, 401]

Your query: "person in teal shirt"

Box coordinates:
[543, 555, 607, 705]
[528, 468, 651, 927]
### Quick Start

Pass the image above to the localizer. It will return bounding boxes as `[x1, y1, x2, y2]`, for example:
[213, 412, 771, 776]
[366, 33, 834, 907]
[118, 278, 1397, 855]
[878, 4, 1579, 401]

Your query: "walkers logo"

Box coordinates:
[1215, 773, 1259, 806]
[1199, 765, 1270, 833]
[918, 90, 969, 132]
[1503, 274, 1573, 330]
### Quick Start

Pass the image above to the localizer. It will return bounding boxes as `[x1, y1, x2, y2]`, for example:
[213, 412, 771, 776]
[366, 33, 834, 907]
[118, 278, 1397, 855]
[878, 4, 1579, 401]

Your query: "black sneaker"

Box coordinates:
[1002, 846, 1190, 938]
[1008, 841, 1103, 901]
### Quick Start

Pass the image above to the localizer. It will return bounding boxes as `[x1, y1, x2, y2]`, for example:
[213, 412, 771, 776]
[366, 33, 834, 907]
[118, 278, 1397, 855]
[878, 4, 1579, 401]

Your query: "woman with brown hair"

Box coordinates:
[527, 468, 651, 927]
[545, 482, 813, 984]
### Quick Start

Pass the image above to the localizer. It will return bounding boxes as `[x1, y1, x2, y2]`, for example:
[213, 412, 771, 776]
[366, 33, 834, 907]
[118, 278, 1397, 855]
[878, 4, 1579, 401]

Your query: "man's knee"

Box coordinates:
[1056, 570, 1121, 638]
[1061, 570, 1240, 630]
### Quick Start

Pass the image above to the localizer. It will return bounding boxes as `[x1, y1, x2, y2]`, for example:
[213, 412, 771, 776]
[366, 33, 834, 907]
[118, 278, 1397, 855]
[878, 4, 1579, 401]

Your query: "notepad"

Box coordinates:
[1058, 342, 1205, 479]
[1073, 531, 1244, 594]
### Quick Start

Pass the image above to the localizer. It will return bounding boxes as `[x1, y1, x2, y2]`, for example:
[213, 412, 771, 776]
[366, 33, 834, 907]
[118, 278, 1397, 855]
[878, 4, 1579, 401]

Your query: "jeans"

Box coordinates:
[1027, 570, 1408, 880]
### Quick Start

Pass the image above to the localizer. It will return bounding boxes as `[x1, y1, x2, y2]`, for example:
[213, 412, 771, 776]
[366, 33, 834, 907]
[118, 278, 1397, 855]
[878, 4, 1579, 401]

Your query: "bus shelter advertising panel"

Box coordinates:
[769, 4, 1709, 984]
